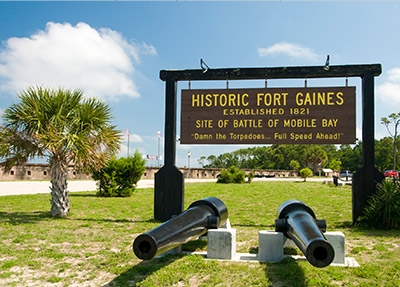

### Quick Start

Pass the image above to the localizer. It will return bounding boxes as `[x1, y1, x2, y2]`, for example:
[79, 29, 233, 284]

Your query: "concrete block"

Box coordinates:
[325, 231, 346, 265]
[259, 231, 346, 265]
[207, 228, 236, 260]
[258, 230, 284, 262]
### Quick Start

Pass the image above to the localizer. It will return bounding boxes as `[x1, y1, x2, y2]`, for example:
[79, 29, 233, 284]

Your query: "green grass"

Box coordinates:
[0, 181, 399, 286]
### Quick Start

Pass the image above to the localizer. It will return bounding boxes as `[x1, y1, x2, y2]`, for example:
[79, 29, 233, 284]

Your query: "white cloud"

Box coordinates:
[129, 133, 144, 143]
[387, 68, 400, 82]
[377, 68, 400, 104]
[0, 22, 157, 101]
[258, 42, 319, 62]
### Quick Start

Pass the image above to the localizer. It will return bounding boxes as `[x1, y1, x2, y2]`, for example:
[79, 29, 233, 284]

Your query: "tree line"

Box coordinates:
[198, 138, 399, 174]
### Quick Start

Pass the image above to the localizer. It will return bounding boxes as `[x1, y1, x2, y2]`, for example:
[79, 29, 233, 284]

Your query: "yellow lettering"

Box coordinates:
[290, 132, 313, 141]
[204, 94, 211, 107]
[256, 93, 287, 106]
[336, 92, 344, 105]
[192, 94, 201, 107]
[195, 119, 213, 128]
[283, 118, 316, 128]
[296, 91, 346, 106]
[233, 119, 263, 128]
[192, 93, 250, 107]
[321, 118, 338, 127]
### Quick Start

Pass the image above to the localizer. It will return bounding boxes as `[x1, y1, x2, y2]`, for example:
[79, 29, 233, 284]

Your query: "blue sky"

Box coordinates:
[0, 1, 399, 167]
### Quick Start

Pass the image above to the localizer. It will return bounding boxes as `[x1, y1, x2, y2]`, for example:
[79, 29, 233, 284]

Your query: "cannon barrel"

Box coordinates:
[275, 200, 334, 268]
[133, 197, 228, 260]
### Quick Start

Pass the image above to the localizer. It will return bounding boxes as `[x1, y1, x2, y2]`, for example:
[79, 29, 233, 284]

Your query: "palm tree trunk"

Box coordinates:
[49, 157, 69, 217]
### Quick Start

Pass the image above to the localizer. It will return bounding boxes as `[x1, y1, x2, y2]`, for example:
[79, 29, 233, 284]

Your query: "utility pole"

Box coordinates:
[157, 131, 161, 167]
[188, 151, 191, 178]
[126, 128, 130, 157]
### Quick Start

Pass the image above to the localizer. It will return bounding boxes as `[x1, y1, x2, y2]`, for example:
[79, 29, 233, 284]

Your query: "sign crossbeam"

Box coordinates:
[160, 64, 381, 81]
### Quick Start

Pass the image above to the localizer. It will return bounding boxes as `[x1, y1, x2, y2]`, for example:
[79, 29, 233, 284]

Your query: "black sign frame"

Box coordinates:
[155, 64, 382, 224]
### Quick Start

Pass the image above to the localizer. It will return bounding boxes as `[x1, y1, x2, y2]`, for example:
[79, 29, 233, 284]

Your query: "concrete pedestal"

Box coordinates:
[325, 231, 346, 265]
[258, 230, 346, 265]
[207, 228, 236, 260]
[258, 231, 284, 262]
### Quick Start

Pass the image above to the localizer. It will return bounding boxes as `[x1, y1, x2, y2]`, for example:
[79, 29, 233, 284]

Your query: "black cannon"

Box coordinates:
[133, 197, 228, 260]
[275, 200, 335, 268]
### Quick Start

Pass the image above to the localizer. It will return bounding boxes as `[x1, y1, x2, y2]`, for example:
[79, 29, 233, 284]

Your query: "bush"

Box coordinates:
[360, 179, 400, 229]
[217, 166, 245, 184]
[92, 151, 146, 197]
[246, 171, 254, 183]
[299, 167, 313, 182]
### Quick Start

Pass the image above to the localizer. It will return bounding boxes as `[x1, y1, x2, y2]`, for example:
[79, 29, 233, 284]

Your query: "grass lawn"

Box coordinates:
[0, 180, 399, 286]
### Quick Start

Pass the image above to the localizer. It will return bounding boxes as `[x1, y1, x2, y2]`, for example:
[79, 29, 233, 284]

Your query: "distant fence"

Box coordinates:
[0, 164, 301, 181]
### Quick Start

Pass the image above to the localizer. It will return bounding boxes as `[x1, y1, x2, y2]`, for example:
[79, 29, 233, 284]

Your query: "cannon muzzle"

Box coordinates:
[133, 197, 228, 260]
[275, 200, 334, 268]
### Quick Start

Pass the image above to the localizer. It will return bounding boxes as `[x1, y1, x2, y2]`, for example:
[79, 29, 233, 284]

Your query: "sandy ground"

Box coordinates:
[0, 177, 333, 196]
[0, 179, 149, 196]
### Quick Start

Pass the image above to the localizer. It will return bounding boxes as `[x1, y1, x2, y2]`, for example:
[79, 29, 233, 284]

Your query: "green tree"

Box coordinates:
[339, 143, 362, 172]
[267, 145, 286, 169]
[289, 159, 300, 171]
[375, 137, 395, 171]
[205, 155, 217, 168]
[381, 112, 400, 170]
[0, 87, 121, 217]
[299, 167, 313, 182]
[198, 156, 207, 168]
[248, 146, 269, 169]
[303, 145, 328, 173]
[328, 158, 342, 171]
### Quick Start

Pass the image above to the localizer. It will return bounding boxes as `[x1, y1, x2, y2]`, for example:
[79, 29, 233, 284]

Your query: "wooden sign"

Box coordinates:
[180, 87, 356, 144]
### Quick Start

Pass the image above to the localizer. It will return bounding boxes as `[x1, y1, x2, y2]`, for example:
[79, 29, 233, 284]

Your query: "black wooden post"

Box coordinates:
[362, 74, 375, 171]
[352, 74, 384, 223]
[154, 80, 184, 222]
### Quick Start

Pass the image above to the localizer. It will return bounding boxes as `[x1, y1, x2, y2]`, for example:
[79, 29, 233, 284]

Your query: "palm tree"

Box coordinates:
[0, 87, 121, 217]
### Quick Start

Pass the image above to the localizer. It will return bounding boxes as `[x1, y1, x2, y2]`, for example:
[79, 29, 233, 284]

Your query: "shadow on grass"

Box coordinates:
[265, 257, 307, 287]
[0, 210, 159, 225]
[233, 223, 274, 228]
[69, 193, 98, 197]
[65, 217, 159, 224]
[104, 254, 184, 287]
[104, 239, 207, 286]
[332, 220, 353, 229]
[105, 250, 306, 287]
[348, 225, 400, 237]
[0, 211, 51, 225]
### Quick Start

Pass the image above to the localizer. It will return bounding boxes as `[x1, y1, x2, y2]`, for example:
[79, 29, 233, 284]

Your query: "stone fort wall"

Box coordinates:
[0, 163, 297, 181]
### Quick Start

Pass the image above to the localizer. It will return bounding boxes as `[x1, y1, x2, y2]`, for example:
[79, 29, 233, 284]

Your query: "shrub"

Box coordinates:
[246, 171, 254, 183]
[92, 151, 146, 197]
[360, 179, 400, 229]
[217, 166, 245, 184]
[299, 167, 313, 182]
